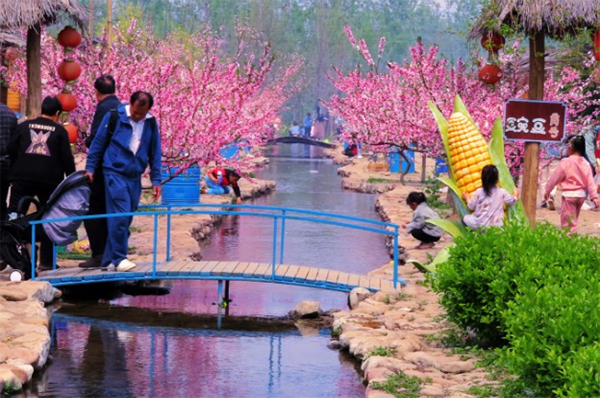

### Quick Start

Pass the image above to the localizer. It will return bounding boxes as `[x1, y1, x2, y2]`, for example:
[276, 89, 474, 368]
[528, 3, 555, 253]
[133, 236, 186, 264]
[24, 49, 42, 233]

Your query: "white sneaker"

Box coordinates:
[582, 202, 593, 211]
[116, 259, 136, 272]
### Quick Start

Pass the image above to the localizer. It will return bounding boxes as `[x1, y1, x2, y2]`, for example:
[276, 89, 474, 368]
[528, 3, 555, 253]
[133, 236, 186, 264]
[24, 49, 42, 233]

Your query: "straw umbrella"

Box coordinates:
[0, 0, 86, 118]
[470, 0, 600, 225]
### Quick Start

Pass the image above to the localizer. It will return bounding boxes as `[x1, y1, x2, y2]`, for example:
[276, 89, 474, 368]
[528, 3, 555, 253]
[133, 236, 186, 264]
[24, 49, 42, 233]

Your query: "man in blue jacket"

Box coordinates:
[84, 91, 162, 272]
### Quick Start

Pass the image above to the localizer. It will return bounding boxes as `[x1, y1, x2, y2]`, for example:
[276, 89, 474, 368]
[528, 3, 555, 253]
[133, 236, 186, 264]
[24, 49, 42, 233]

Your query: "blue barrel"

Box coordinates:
[161, 165, 201, 205]
[435, 158, 449, 174]
[220, 144, 239, 160]
[343, 141, 349, 151]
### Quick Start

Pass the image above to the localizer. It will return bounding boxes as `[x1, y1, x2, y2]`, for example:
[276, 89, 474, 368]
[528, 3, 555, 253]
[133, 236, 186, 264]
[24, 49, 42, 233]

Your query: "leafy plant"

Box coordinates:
[367, 177, 393, 184]
[369, 346, 396, 358]
[430, 223, 600, 346]
[371, 371, 423, 398]
[3, 381, 21, 394]
[556, 343, 600, 397]
[423, 177, 451, 213]
[330, 326, 342, 339]
[466, 385, 496, 398]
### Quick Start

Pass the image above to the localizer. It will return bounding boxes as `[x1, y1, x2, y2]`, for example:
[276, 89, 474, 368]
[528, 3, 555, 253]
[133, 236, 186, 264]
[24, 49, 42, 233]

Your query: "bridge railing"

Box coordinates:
[28, 204, 404, 288]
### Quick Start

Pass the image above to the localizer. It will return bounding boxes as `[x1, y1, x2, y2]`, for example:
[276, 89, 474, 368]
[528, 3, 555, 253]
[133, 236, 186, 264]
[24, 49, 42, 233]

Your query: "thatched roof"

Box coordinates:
[0, 30, 25, 47]
[0, 0, 87, 31]
[470, 0, 600, 39]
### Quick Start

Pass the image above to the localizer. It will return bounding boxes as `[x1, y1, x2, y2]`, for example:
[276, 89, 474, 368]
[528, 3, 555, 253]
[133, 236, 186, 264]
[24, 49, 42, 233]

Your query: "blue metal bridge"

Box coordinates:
[30, 205, 405, 294]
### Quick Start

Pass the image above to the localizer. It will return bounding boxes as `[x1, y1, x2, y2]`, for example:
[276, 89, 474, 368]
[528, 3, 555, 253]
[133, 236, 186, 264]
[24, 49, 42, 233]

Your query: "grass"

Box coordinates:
[331, 326, 342, 339]
[3, 381, 21, 394]
[466, 385, 497, 398]
[369, 346, 396, 358]
[371, 371, 423, 398]
[367, 177, 394, 184]
[129, 225, 143, 233]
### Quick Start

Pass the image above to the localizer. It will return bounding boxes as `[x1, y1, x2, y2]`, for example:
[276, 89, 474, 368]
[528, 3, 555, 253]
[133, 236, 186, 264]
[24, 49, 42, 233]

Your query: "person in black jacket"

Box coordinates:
[0, 101, 17, 221]
[80, 75, 121, 269]
[8, 96, 75, 271]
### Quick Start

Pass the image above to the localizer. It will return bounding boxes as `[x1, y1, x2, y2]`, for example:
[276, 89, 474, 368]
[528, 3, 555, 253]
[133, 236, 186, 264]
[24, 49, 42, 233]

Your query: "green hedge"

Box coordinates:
[431, 223, 600, 395]
[556, 343, 600, 397]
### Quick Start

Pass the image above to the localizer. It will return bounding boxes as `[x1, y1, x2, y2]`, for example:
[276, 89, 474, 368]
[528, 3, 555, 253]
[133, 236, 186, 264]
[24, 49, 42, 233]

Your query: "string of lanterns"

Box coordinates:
[56, 26, 82, 144]
[478, 32, 505, 85]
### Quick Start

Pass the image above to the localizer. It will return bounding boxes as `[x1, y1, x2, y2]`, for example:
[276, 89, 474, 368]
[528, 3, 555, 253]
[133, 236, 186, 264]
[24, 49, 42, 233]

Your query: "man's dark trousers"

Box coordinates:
[83, 167, 107, 257]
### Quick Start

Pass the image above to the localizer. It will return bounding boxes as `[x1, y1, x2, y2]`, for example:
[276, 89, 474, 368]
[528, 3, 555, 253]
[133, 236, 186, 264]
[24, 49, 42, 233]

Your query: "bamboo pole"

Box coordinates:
[26, 23, 41, 118]
[521, 31, 545, 225]
[107, 0, 113, 46]
[88, 0, 94, 34]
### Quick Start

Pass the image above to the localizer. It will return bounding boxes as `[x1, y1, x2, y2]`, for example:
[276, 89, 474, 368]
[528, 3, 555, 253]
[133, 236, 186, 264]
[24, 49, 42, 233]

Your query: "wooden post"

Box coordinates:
[26, 24, 42, 118]
[421, 154, 426, 183]
[521, 31, 545, 225]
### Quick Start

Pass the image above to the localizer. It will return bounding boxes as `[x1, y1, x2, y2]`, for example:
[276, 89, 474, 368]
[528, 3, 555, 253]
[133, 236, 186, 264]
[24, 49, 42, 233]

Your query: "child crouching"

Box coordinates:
[404, 192, 443, 249]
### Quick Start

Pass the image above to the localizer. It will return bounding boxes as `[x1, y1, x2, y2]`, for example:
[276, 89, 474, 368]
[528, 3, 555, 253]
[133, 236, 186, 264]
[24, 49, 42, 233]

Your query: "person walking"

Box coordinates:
[303, 113, 312, 137]
[8, 96, 75, 271]
[544, 135, 598, 233]
[85, 91, 162, 272]
[80, 75, 122, 269]
[0, 100, 17, 221]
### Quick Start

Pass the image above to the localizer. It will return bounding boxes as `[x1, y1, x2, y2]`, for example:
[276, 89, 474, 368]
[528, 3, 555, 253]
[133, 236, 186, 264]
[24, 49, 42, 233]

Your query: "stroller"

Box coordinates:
[0, 171, 91, 281]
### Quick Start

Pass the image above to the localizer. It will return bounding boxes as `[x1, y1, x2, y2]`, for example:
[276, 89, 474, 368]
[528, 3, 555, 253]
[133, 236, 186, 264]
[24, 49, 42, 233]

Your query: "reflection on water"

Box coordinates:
[28, 144, 387, 397]
[23, 314, 362, 398]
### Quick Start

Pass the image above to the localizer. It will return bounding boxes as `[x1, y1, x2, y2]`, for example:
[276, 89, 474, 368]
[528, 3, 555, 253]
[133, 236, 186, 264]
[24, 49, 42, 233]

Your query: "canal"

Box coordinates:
[21, 144, 390, 398]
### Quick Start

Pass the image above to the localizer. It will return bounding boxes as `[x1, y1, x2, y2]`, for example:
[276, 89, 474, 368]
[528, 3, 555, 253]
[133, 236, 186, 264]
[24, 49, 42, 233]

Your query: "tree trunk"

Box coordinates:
[421, 154, 426, 183]
[521, 31, 545, 226]
[26, 24, 41, 119]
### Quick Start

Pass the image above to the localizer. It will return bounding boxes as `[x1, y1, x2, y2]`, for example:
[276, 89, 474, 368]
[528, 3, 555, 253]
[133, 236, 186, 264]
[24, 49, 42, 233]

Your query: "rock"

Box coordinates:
[349, 287, 371, 309]
[290, 300, 321, 319]
[436, 360, 475, 374]
[9, 281, 56, 303]
[296, 321, 320, 336]
[364, 367, 394, 383]
[404, 351, 436, 369]
[0, 367, 22, 392]
[420, 385, 445, 397]
[0, 289, 27, 302]
[327, 340, 342, 350]
[365, 386, 396, 398]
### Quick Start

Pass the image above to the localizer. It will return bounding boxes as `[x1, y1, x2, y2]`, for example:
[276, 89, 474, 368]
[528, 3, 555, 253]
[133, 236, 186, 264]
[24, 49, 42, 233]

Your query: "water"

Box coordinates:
[24, 144, 389, 398]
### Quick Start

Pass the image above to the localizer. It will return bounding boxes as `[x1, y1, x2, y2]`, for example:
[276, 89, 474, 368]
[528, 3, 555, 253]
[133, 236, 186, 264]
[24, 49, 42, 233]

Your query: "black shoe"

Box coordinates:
[79, 255, 103, 269]
[38, 263, 58, 272]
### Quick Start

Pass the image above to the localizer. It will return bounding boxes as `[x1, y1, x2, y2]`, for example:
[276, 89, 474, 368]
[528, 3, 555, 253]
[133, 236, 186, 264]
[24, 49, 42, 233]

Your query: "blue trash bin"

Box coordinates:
[435, 158, 449, 174]
[220, 144, 239, 160]
[161, 165, 201, 205]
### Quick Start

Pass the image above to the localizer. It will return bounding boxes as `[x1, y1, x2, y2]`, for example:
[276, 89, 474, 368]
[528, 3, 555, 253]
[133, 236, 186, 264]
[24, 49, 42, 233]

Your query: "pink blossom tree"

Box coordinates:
[4, 21, 302, 171]
[326, 27, 600, 178]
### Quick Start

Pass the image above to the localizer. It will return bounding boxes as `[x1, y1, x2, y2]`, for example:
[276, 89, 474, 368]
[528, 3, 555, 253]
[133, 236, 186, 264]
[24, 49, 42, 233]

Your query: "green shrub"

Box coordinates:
[556, 343, 600, 397]
[503, 275, 600, 396]
[369, 346, 396, 358]
[430, 223, 600, 346]
[371, 371, 423, 398]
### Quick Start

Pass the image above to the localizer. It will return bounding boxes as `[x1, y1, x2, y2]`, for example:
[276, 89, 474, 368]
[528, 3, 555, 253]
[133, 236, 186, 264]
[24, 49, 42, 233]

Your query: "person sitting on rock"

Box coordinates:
[202, 168, 242, 204]
[404, 192, 443, 249]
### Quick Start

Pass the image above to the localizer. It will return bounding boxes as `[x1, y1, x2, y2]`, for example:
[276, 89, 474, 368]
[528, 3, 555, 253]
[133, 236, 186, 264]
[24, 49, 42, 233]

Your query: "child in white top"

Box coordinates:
[463, 165, 518, 229]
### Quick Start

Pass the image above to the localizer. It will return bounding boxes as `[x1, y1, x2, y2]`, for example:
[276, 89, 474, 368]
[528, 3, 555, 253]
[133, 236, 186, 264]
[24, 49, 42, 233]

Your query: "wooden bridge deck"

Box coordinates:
[36, 259, 400, 292]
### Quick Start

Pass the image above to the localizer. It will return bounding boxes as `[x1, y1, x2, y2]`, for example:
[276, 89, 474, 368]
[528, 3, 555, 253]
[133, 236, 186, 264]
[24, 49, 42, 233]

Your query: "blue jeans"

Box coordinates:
[205, 175, 230, 195]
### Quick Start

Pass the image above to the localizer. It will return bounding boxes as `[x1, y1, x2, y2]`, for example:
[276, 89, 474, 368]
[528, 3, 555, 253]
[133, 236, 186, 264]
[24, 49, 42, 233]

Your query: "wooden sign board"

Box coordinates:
[504, 99, 567, 142]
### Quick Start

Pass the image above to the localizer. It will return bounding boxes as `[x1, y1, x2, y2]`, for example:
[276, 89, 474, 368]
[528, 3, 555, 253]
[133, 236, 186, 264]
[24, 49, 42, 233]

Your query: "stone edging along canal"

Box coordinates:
[325, 146, 495, 398]
[0, 281, 60, 394]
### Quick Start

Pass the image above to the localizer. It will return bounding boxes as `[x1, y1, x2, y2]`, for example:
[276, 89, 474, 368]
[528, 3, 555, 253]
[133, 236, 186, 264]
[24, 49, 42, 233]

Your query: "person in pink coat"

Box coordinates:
[544, 135, 598, 233]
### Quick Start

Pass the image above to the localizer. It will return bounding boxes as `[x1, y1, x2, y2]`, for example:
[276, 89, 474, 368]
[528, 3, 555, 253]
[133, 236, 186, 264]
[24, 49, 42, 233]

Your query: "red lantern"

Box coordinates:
[57, 27, 82, 48]
[57, 92, 78, 112]
[64, 123, 79, 144]
[478, 64, 503, 85]
[58, 60, 82, 81]
[593, 30, 600, 61]
[480, 32, 505, 53]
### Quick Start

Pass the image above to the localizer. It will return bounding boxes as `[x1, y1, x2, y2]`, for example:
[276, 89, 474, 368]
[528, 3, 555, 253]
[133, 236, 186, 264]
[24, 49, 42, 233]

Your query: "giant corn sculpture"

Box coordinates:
[447, 112, 491, 196]
[410, 95, 527, 274]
